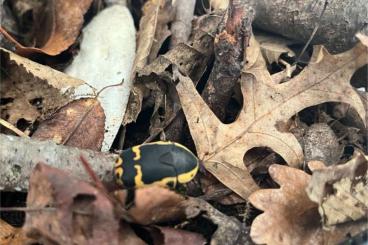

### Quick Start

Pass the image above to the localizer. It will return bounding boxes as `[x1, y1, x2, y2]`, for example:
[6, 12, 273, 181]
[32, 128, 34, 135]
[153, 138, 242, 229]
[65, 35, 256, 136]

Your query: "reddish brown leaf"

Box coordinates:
[115, 186, 186, 225]
[32, 98, 105, 151]
[24, 163, 119, 244]
[0, 0, 93, 56]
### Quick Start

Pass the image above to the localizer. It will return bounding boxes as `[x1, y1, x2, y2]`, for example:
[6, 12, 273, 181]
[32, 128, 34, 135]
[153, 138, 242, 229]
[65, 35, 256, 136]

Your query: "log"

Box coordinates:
[0, 134, 117, 191]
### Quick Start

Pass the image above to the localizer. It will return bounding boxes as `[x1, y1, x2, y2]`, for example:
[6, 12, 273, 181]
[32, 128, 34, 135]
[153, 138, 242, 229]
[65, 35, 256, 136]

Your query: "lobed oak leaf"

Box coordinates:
[249, 164, 367, 245]
[175, 36, 367, 200]
[306, 151, 368, 227]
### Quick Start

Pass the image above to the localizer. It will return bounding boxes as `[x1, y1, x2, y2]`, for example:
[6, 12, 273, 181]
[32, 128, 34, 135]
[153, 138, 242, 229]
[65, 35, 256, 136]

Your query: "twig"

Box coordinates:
[0, 118, 30, 138]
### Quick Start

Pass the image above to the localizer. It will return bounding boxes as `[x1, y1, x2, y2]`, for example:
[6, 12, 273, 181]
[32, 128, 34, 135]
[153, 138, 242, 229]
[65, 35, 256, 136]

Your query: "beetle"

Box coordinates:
[114, 141, 199, 188]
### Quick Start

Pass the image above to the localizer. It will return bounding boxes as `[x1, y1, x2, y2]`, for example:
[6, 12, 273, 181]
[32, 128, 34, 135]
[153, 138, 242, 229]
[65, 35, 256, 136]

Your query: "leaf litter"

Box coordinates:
[1, 1, 368, 244]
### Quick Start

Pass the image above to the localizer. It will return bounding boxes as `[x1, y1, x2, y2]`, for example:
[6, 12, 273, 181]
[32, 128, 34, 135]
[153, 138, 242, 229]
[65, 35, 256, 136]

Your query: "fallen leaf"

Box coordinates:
[183, 198, 253, 245]
[249, 164, 367, 245]
[148, 226, 206, 245]
[306, 151, 368, 226]
[175, 36, 366, 200]
[24, 163, 120, 244]
[0, 48, 84, 127]
[114, 186, 185, 225]
[65, 4, 136, 151]
[255, 32, 295, 64]
[0, 0, 93, 56]
[0, 219, 33, 245]
[32, 98, 105, 151]
[134, 0, 174, 71]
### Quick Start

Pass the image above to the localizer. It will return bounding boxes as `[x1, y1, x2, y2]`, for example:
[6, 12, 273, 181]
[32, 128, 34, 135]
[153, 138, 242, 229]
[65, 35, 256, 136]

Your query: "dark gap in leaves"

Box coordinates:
[29, 97, 43, 111]
[130, 223, 154, 245]
[194, 0, 211, 16]
[297, 105, 320, 126]
[157, 35, 172, 57]
[16, 118, 32, 131]
[0, 191, 27, 227]
[350, 64, 367, 90]
[244, 147, 285, 189]
[182, 215, 217, 242]
[0, 97, 14, 105]
[223, 83, 243, 124]
[123, 106, 154, 149]
[196, 54, 215, 94]
[111, 125, 126, 151]
[342, 145, 355, 158]
[244, 147, 285, 174]
[129, 0, 145, 29]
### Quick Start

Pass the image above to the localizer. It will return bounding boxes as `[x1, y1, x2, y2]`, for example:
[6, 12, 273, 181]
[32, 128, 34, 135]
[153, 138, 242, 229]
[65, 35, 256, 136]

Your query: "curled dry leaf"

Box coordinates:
[114, 186, 185, 225]
[0, 0, 93, 56]
[249, 164, 367, 245]
[175, 36, 366, 200]
[32, 98, 105, 151]
[134, 0, 174, 72]
[306, 151, 368, 226]
[24, 163, 120, 244]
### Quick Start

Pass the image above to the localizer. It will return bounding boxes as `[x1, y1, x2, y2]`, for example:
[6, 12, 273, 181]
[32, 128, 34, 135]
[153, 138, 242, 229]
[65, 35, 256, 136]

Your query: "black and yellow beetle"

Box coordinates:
[114, 141, 199, 188]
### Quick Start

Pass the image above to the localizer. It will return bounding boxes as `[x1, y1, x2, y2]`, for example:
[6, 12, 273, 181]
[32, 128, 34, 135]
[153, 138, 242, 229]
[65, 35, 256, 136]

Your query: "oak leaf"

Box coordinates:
[249, 164, 367, 245]
[306, 151, 368, 226]
[175, 36, 367, 199]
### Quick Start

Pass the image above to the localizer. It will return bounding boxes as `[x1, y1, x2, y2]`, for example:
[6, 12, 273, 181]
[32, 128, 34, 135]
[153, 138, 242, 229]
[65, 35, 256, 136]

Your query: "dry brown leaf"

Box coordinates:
[0, 219, 33, 245]
[24, 163, 120, 244]
[0, 48, 84, 128]
[0, 0, 93, 56]
[255, 32, 295, 64]
[182, 198, 253, 245]
[115, 186, 185, 225]
[249, 164, 367, 245]
[306, 151, 368, 226]
[175, 36, 366, 200]
[32, 98, 105, 151]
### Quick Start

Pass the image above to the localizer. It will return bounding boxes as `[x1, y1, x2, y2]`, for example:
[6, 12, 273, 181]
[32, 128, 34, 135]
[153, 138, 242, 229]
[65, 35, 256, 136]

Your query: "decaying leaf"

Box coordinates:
[115, 186, 185, 225]
[175, 36, 367, 200]
[249, 164, 367, 245]
[0, 48, 84, 127]
[183, 198, 253, 245]
[24, 163, 120, 244]
[306, 151, 368, 226]
[0, 219, 33, 245]
[32, 98, 105, 151]
[0, 0, 93, 56]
